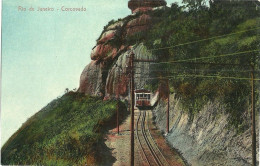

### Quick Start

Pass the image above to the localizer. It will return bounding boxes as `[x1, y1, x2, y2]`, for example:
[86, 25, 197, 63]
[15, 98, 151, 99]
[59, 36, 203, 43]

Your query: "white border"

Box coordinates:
[0, 0, 2, 164]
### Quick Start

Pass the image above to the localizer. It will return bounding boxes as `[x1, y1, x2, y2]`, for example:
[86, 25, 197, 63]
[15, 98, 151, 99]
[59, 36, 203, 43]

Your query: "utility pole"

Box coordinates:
[117, 103, 119, 134]
[251, 64, 256, 166]
[117, 67, 120, 135]
[167, 78, 170, 133]
[130, 51, 135, 166]
[117, 101, 119, 134]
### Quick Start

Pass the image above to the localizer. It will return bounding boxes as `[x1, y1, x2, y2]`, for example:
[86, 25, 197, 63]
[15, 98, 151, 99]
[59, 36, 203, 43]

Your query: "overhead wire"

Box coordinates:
[150, 49, 260, 64]
[138, 75, 260, 81]
[148, 26, 260, 51]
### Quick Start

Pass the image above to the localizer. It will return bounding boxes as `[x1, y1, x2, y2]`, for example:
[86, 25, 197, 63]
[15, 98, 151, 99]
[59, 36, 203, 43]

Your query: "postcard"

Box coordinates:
[1, 0, 259, 165]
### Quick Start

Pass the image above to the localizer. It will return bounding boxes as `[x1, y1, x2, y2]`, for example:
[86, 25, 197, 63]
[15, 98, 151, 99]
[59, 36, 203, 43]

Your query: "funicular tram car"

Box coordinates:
[135, 89, 151, 108]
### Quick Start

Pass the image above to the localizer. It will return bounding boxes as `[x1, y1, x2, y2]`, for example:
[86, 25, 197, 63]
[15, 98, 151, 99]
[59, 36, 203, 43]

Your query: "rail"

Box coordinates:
[136, 110, 171, 166]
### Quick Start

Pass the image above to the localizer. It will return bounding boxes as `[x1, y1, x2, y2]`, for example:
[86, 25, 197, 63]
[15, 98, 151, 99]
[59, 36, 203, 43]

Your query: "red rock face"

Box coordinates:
[118, 74, 129, 96]
[79, 60, 103, 95]
[98, 30, 116, 44]
[91, 44, 118, 61]
[128, 0, 167, 13]
[126, 14, 152, 36]
[90, 13, 157, 61]
[106, 72, 130, 98]
[79, 8, 166, 99]
[133, 7, 153, 13]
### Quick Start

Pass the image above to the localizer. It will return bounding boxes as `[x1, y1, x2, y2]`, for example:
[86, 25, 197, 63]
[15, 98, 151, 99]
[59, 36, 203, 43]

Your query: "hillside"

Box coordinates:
[79, 0, 259, 131]
[1, 0, 259, 165]
[1, 92, 127, 165]
[78, 0, 259, 165]
[143, 3, 260, 131]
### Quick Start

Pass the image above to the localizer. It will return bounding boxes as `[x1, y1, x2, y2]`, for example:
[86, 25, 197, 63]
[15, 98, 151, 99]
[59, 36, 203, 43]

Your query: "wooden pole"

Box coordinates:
[117, 102, 119, 135]
[251, 65, 256, 166]
[130, 52, 135, 166]
[167, 79, 170, 133]
[117, 68, 120, 135]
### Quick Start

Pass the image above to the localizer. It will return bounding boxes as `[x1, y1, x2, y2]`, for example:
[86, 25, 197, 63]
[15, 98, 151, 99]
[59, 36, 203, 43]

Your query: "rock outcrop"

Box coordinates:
[152, 94, 259, 166]
[79, 61, 104, 96]
[128, 0, 167, 13]
[79, 8, 164, 99]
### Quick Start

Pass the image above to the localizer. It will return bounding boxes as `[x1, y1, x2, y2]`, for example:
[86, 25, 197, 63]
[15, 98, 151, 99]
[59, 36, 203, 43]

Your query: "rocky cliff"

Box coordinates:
[152, 94, 259, 166]
[79, 8, 165, 99]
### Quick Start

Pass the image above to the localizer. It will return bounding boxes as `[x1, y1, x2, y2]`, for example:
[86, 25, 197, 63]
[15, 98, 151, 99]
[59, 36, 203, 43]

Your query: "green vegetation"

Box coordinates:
[1, 92, 127, 165]
[129, 1, 259, 131]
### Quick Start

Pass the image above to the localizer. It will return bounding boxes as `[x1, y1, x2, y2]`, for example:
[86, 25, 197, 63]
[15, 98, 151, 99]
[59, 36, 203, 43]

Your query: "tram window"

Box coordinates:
[140, 94, 143, 97]
[148, 94, 150, 100]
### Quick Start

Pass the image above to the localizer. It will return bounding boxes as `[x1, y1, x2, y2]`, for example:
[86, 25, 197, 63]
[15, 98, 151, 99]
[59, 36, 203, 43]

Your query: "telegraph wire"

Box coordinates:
[139, 75, 260, 81]
[148, 27, 260, 51]
[150, 49, 260, 64]
[85, 74, 260, 81]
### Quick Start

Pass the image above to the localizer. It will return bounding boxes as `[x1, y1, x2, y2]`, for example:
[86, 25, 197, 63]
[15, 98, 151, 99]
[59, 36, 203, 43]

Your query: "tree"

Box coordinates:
[64, 88, 69, 94]
[182, 0, 207, 10]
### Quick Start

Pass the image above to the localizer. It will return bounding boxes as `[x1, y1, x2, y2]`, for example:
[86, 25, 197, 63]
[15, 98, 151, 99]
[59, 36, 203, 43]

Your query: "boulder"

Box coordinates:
[79, 60, 104, 96]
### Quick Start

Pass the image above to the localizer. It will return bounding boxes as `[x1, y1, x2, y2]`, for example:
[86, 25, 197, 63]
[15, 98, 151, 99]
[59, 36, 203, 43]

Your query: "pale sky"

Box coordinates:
[1, 0, 182, 146]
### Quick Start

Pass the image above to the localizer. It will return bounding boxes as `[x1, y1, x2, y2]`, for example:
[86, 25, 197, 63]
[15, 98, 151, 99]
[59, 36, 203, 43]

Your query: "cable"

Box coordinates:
[148, 27, 260, 51]
[147, 61, 252, 67]
[142, 75, 260, 81]
[146, 69, 260, 72]
[150, 49, 260, 64]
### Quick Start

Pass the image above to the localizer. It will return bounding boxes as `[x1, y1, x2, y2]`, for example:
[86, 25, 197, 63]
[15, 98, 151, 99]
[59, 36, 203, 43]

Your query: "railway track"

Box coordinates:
[136, 110, 171, 166]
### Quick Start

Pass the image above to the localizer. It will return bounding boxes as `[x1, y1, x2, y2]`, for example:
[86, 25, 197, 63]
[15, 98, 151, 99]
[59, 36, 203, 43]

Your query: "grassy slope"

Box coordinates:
[1, 92, 127, 165]
[129, 3, 259, 131]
